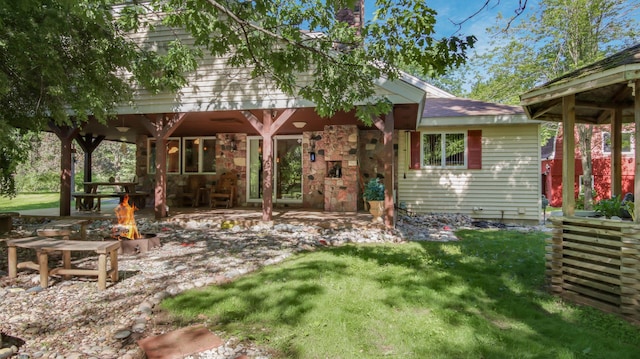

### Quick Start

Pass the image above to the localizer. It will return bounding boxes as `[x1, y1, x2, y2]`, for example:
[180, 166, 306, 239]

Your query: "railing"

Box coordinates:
[548, 216, 640, 324]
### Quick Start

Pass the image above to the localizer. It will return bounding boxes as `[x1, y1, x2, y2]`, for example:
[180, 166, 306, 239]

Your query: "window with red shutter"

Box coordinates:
[410, 130, 482, 169]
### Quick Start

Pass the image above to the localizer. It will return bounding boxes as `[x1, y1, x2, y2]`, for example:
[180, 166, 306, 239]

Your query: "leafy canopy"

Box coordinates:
[0, 0, 476, 196]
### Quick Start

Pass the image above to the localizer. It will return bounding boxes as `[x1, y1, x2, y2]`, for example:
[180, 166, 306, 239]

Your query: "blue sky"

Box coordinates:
[362, 0, 534, 55]
[364, 0, 640, 55]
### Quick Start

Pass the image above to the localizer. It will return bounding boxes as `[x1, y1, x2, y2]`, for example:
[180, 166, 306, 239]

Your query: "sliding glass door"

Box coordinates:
[247, 136, 302, 203]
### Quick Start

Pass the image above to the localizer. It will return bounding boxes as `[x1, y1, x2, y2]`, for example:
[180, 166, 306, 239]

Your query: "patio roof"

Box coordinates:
[520, 43, 640, 124]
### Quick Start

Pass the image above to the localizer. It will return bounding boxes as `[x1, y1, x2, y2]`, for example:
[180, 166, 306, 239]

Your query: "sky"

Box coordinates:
[364, 0, 537, 55]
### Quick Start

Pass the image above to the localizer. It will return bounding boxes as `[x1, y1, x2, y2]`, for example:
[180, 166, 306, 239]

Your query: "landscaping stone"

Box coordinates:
[0, 212, 546, 358]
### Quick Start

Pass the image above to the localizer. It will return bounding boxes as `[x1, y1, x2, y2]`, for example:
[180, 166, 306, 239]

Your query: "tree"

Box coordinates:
[1, 0, 477, 196]
[460, 0, 639, 209]
[0, 0, 194, 196]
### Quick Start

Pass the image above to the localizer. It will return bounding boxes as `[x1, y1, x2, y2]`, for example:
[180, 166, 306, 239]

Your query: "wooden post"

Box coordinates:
[373, 111, 396, 228]
[75, 133, 105, 186]
[548, 218, 564, 295]
[620, 226, 640, 323]
[562, 95, 576, 216]
[634, 79, 640, 223]
[141, 113, 187, 219]
[611, 109, 622, 198]
[261, 110, 274, 222]
[242, 109, 296, 222]
[49, 122, 80, 216]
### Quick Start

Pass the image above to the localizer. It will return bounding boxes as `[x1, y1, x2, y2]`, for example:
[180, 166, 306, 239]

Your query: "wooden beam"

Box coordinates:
[141, 113, 187, 219]
[74, 133, 105, 185]
[241, 109, 297, 222]
[562, 95, 576, 216]
[49, 121, 80, 216]
[261, 110, 274, 222]
[531, 99, 562, 119]
[611, 108, 622, 198]
[634, 79, 640, 223]
[372, 112, 395, 228]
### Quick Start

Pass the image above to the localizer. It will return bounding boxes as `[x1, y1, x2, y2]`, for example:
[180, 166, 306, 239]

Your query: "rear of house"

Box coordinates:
[397, 98, 542, 224]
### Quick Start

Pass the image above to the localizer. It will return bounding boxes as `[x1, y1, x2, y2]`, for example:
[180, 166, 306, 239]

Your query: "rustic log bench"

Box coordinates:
[4, 237, 120, 290]
[37, 219, 90, 240]
[0, 212, 20, 233]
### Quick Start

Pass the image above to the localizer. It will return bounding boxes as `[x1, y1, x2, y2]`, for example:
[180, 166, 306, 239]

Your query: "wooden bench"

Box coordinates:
[0, 212, 20, 233]
[5, 237, 120, 290]
[37, 219, 90, 240]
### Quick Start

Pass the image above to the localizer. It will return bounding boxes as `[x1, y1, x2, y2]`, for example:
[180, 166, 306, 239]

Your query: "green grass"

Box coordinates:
[161, 230, 640, 359]
[0, 192, 61, 211]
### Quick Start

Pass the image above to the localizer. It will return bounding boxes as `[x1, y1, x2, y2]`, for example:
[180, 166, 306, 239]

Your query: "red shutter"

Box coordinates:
[410, 131, 421, 169]
[468, 130, 482, 169]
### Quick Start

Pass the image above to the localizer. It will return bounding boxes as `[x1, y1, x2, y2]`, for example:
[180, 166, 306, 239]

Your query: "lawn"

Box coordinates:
[0, 192, 61, 211]
[161, 230, 640, 359]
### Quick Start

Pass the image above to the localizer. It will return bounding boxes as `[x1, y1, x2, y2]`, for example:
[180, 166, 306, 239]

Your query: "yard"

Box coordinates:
[161, 229, 640, 359]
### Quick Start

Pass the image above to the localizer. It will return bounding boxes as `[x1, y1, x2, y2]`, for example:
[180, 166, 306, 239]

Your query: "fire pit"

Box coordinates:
[111, 194, 161, 255]
[113, 232, 160, 255]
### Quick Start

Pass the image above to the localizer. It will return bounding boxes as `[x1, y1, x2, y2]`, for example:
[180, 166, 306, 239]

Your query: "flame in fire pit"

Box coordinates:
[114, 194, 141, 239]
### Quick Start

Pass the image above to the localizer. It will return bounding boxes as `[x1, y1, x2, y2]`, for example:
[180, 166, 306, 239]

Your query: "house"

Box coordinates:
[541, 124, 636, 208]
[398, 97, 542, 224]
[48, 4, 542, 227]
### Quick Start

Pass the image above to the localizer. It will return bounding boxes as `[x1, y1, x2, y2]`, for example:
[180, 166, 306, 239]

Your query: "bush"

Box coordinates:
[363, 178, 384, 201]
[594, 196, 623, 218]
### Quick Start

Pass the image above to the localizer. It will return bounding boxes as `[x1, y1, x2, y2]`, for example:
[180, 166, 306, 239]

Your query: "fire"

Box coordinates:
[114, 194, 141, 239]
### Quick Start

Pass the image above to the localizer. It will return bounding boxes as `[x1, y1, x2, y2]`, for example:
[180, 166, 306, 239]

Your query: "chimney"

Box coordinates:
[336, 0, 364, 34]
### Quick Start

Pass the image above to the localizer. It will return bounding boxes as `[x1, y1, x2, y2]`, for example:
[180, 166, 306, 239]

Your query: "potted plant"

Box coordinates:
[364, 178, 385, 221]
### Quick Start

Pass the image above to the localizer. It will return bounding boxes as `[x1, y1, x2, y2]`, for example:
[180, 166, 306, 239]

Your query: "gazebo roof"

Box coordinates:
[520, 43, 640, 124]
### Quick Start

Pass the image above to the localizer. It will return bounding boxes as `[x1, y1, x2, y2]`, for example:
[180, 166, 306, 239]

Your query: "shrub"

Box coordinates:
[363, 178, 384, 201]
[594, 196, 623, 218]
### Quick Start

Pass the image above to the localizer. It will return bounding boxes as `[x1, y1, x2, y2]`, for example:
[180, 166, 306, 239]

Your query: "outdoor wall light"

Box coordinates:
[309, 152, 316, 162]
[292, 121, 307, 129]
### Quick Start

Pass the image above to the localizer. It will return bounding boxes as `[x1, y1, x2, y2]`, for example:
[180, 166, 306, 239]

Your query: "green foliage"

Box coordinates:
[363, 177, 384, 201]
[594, 195, 623, 218]
[161, 230, 640, 358]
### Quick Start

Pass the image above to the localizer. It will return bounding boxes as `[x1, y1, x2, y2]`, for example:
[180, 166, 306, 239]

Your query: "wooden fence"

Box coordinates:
[548, 217, 640, 324]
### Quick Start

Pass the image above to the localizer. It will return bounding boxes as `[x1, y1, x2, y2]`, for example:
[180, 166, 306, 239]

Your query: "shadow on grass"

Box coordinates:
[162, 230, 640, 358]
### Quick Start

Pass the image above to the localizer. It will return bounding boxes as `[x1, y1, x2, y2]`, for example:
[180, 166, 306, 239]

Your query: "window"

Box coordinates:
[183, 137, 217, 173]
[148, 138, 181, 174]
[602, 132, 633, 154]
[422, 132, 466, 168]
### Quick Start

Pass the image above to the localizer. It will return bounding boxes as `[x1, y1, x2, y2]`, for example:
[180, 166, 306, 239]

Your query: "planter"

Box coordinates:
[368, 200, 384, 222]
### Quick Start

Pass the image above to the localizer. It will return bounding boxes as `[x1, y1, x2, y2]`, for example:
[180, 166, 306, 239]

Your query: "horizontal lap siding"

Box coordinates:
[398, 124, 541, 223]
[118, 26, 395, 114]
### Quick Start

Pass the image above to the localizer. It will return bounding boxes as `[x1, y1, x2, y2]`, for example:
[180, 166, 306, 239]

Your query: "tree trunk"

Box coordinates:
[577, 124, 594, 210]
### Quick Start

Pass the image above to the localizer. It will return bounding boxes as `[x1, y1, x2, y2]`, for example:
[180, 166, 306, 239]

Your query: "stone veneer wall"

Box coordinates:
[322, 125, 359, 212]
[302, 131, 327, 209]
[357, 130, 399, 210]
[135, 133, 247, 208]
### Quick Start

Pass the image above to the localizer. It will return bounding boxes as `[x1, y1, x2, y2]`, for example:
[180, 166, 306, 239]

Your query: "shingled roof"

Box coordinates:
[541, 43, 640, 89]
[422, 97, 524, 118]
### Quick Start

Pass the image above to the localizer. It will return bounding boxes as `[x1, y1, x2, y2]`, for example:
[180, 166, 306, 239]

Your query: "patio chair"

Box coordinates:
[210, 171, 237, 208]
[182, 175, 205, 207]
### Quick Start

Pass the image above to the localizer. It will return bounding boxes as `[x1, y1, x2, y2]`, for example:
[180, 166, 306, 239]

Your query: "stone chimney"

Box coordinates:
[336, 0, 364, 34]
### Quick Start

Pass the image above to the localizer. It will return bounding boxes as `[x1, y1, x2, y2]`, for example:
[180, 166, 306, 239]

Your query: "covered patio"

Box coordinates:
[520, 44, 640, 323]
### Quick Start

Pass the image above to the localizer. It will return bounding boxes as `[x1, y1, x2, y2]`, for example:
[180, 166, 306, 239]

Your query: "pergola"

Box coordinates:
[520, 44, 640, 221]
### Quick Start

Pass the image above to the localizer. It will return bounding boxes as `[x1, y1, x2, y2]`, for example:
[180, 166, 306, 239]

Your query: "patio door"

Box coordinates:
[247, 136, 303, 203]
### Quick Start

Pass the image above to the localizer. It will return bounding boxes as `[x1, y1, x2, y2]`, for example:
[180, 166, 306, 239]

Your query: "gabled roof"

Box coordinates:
[520, 43, 640, 124]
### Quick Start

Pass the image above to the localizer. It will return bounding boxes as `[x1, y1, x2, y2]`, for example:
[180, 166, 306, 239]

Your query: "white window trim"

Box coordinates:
[182, 136, 217, 174]
[602, 131, 634, 154]
[421, 131, 467, 168]
[578, 175, 595, 194]
[147, 137, 181, 175]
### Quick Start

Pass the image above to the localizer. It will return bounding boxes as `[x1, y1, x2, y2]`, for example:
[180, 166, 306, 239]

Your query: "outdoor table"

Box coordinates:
[83, 181, 138, 194]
